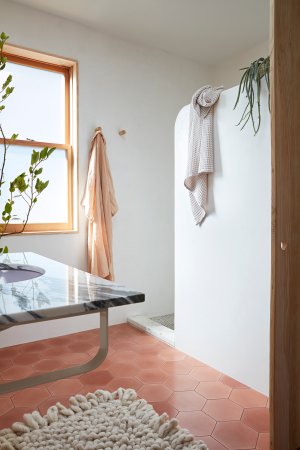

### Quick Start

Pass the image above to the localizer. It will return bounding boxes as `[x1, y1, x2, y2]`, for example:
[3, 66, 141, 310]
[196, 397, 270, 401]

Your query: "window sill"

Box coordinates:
[13, 229, 79, 236]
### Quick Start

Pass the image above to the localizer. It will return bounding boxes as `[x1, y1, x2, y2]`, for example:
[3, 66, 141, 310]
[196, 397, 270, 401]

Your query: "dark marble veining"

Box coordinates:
[0, 252, 145, 329]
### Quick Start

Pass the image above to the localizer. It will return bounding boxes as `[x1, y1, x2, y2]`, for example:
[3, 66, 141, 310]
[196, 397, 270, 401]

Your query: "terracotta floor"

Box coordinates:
[0, 323, 269, 450]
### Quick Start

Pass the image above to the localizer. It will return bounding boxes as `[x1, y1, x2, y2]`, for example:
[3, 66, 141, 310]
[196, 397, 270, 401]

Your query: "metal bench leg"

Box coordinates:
[0, 309, 108, 394]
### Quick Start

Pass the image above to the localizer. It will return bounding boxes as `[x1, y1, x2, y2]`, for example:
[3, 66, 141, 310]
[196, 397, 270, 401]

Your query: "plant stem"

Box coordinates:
[0, 124, 8, 189]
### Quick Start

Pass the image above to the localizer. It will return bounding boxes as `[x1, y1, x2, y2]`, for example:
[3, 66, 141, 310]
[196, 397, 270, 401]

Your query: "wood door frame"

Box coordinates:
[270, 0, 300, 449]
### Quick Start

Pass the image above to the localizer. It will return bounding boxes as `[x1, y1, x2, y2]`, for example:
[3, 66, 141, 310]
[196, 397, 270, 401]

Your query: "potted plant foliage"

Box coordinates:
[234, 56, 270, 135]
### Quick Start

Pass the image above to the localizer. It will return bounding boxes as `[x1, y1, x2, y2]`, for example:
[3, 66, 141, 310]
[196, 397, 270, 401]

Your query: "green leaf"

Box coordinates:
[34, 168, 43, 176]
[31, 150, 39, 166]
[3, 246, 8, 254]
[35, 178, 49, 194]
[4, 202, 12, 214]
[10, 133, 18, 140]
[47, 147, 56, 157]
[0, 32, 9, 41]
[14, 174, 28, 193]
[39, 147, 49, 160]
[9, 182, 15, 193]
[2, 74, 12, 91]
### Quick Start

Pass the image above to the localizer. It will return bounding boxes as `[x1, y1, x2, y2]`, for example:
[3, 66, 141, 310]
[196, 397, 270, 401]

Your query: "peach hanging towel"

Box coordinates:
[81, 128, 118, 280]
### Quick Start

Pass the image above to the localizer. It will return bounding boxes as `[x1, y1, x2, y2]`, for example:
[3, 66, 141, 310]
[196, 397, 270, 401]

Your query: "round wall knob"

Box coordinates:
[281, 242, 287, 251]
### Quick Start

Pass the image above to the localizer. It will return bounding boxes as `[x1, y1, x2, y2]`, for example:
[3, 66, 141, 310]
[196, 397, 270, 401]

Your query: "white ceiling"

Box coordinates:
[11, 0, 270, 65]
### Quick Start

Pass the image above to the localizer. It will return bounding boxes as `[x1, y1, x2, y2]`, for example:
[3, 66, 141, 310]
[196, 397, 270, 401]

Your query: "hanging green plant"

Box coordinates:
[234, 56, 270, 135]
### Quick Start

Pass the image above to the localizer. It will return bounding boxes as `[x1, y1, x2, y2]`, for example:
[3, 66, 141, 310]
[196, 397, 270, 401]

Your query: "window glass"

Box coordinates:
[1, 62, 65, 143]
[0, 146, 68, 223]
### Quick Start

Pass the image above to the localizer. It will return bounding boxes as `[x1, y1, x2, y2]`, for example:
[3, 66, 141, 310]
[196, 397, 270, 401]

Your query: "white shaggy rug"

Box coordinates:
[0, 388, 208, 450]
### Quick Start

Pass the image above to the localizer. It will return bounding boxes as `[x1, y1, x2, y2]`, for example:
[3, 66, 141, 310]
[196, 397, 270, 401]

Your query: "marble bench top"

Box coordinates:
[0, 252, 145, 329]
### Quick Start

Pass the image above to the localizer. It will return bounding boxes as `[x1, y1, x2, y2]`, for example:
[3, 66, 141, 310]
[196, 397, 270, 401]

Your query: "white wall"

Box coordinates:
[0, 0, 210, 346]
[175, 85, 271, 394]
[211, 40, 269, 89]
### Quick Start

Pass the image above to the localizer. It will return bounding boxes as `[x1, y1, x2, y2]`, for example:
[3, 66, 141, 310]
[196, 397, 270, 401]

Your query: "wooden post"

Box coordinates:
[270, 0, 300, 449]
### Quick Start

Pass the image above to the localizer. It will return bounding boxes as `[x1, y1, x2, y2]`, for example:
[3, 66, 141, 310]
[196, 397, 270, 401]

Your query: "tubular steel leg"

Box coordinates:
[0, 309, 108, 394]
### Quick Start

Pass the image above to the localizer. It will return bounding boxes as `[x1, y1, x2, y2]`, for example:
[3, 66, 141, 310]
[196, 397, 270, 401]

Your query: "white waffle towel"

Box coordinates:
[184, 85, 223, 225]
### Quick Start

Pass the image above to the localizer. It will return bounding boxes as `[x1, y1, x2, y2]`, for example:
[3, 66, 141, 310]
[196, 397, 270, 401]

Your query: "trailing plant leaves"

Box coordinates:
[234, 56, 270, 135]
[2, 74, 12, 91]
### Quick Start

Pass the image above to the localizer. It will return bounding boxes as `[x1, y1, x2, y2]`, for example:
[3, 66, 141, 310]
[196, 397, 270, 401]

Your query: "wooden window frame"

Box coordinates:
[0, 44, 78, 234]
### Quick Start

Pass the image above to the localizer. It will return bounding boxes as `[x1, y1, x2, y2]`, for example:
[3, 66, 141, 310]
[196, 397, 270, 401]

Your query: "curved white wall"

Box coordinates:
[175, 85, 271, 394]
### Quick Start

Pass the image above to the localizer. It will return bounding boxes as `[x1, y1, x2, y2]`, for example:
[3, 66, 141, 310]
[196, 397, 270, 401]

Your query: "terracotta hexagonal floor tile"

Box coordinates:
[195, 436, 228, 450]
[230, 388, 268, 408]
[48, 378, 83, 396]
[196, 381, 231, 399]
[0, 346, 20, 360]
[241, 407, 270, 433]
[159, 349, 186, 361]
[130, 334, 160, 345]
[168, 390, 206, 411]
[12, 387, 50, 408]
[150, 401, 178, 418]
[109, 350, 138, 363]
[79, 370, 113, 387]
[183, 356, 206, 367]
[38, 396, 71, 416]
[137, 369, 168, 384]
[13, 353, 40, 366]
[138, 384, 172, 402]
[134, 355, 164, 370]
[42, 347, 68, 358]
[203, 398, 243, 421]
[33, 359, 62, 371]
[79, 384, 108, 395]
[165, 374, 199, 391]
[106, 377, 143, 392]
[177, 411, 216, 436]
[0, 407, 29, 429]
[213, 421, 258, 449]
[61, 353, 90, 366]
[133, 343, 163, 355]
[0, 358, 13, 371]
[107, 347, 116, 356]
[45, 336, 73, 347]
[75, 330, 93, 339]
[220, 374, 248, 389]
[108, 362, 138, 377]
[256, 432, 270, 450]
[68, 342, 92, 352]
[0, 397, 13, 415]
[162, 360, 192, 375]
[110, 341, 139, 352]
[190, 366, 221, 382]
[22, 342, 47, 353]
[1, 365, 33, 380]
